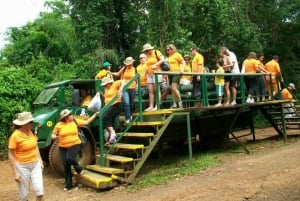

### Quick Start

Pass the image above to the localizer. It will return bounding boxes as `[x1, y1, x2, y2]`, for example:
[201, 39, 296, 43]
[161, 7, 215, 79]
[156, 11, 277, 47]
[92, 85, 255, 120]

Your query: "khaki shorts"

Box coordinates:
[147, 74, 163, 84]
[16, 161, 44, 201]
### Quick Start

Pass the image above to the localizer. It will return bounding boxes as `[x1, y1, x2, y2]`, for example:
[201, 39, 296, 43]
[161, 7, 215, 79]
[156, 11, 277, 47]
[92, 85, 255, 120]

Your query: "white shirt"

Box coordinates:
[228, 50, 240, 73]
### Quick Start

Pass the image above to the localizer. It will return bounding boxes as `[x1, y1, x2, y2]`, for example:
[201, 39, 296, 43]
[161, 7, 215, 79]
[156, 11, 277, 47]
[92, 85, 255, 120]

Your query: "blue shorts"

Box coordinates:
[215, 85, 224, 97]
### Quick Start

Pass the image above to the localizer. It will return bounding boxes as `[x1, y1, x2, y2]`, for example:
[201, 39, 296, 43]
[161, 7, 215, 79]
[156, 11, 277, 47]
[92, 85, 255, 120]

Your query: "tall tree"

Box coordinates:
[1, 0, 78, 66]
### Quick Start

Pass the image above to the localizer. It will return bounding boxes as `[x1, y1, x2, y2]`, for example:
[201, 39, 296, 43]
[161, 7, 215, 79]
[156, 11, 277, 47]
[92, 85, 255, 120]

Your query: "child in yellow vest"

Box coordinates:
[215, 58, 225, 107]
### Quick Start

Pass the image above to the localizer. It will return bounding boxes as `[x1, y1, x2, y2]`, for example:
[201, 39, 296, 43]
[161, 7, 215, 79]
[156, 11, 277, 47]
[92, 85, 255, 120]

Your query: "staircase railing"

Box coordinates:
[98, 74, 143, 166]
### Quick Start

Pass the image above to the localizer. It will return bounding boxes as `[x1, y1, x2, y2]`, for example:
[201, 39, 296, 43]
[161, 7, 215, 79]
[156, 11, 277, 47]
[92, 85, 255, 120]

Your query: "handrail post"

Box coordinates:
[186, 113, 192, 159]
[154, 73, 160, 110]
[136, 75, 143, 122]
[201, 74, 207, 107]
[240, 74, 246, 104]
[99, 117, 105, 166]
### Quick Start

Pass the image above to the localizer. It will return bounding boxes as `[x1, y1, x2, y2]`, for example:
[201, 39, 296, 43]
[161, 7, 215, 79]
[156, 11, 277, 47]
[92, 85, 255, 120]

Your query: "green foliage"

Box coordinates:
[0, 68, 43, 159]
[1, 0, 78, 66]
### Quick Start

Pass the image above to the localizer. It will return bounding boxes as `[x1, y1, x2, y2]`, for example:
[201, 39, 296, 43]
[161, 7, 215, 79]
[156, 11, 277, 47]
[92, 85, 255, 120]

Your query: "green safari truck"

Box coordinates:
[32, 79, 102, 174]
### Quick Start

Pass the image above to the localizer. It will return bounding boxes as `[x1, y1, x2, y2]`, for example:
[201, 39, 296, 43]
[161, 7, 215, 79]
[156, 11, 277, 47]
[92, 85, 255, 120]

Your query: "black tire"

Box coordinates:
[49, 139, 94, 175]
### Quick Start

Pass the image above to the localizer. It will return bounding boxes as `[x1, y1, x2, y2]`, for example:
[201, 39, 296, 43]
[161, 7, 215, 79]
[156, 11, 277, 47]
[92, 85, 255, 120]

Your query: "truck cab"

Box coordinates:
[32, 79, 102, 174]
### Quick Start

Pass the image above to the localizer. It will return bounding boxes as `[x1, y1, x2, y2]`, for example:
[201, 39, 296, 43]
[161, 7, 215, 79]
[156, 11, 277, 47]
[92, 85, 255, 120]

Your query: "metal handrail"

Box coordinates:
[98, 73, 142, 166]
[154, 72, 274, 108]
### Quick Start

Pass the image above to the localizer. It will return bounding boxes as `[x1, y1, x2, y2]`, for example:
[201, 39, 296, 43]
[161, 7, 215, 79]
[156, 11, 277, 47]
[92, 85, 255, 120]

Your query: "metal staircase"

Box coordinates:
[75, 109, 191, 189]
[258, 100, 300, 141]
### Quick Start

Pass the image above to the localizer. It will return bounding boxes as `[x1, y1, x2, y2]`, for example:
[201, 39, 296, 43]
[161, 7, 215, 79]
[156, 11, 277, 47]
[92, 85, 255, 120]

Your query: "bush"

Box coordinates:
[0, 67, 43, 159]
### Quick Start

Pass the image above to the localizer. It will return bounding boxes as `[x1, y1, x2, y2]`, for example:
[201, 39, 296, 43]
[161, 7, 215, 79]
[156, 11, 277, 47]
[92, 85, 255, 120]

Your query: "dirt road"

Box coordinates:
[1, 128, 300, 201]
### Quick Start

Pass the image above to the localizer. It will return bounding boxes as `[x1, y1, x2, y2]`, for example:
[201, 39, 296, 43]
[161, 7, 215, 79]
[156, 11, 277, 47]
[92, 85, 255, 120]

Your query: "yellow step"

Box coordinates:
[118, 132, 154, 138]
[74, 170, 117, 189]
[106, 154, 134, 163]
[86, 165, 124, 174]
[133, 109, 172, 116]
[132, 121, 165, 126]
[114, 143, 144, 150]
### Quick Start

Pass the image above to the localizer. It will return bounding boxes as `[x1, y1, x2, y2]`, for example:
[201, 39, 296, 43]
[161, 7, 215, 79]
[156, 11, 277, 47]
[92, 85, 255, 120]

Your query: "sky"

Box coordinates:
[0, 0, 47, 49]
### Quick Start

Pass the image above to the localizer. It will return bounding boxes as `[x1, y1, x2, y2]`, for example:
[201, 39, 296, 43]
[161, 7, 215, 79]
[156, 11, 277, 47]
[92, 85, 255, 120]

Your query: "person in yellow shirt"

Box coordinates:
[215, 58, 225, 107]
[111, 57, 136, 123]
[80, 88, 92, 107]
[166, 44, 186, 108]
[179, 55, 192, 97]
[136, 53, 148, 99]
[190, 47, 204, 107]
[51, 109, 99, 191]
[264, 55, 283, 99]
[242, 52, 260, 103]
[8, 112, 44, 201]
[142, 43, 165, 112]
[101, 77, 124, 145]
[180, 55, 192, 84]
[95, 61, 114, 81]
[281, 83, 297, 118]
[256, 54, 268, 102]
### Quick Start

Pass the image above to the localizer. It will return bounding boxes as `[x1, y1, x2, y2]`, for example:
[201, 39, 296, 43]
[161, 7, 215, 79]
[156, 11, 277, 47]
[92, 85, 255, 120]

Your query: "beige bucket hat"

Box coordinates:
[101, 77, 114, 86]
[123, 57, 135, 65]
[13, 112, 34, 126]
[60, 109, 72, 120]
[289, 83, 296, 90]
[142, 43, 154, 52]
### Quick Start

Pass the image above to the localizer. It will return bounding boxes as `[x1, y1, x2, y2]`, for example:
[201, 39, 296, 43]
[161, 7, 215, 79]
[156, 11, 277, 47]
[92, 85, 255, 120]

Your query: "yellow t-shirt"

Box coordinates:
[281, 88, 293, 100]
[168, 52, 184, 72]
[243, 58, 259, 73]
[215, 67, 225, 85]
[119, 65, 136, 89]
[192, 53, 204, 73]
[104, 80, 122, 105]
[95, 69, 114, 80]
[136, 63, 147, 87]
[181, 63, 192, 80]
[146, 50, 163, 75]
[81, 95, 92, 107]
[8, 130, 39, 163]
[265, 59, 281, 83]
[53, 118, 85, 148]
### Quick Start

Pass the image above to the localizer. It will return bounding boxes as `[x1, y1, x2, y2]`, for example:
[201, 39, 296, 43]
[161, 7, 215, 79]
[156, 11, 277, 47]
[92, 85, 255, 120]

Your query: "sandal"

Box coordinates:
[105, 135, 117, 146]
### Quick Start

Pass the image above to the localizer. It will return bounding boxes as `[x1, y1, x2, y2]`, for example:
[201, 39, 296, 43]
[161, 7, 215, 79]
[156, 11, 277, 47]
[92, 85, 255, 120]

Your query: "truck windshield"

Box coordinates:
[33, 87, 59, 104]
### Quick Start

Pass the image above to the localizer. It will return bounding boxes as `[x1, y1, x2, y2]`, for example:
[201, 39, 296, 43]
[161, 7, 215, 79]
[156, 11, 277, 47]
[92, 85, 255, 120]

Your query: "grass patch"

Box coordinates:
[126, 135, 300, 191]
[128, 153, 221, 191]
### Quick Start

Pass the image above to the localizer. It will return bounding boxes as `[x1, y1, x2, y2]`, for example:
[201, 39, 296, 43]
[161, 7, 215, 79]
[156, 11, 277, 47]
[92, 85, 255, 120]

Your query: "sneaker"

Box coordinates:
[125, 119, 130, 124]
[63, 188, 71, 193]
[250, 98, 255, 103]
[170, 104, 177, 109]
[144, 107, 153, 112]
[231, 101, 237, 106]
[151, 106, 157, 111]
[246, 97, 252, 103]
[215, 103, 222, 107]
[178, 102, 183, 108]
